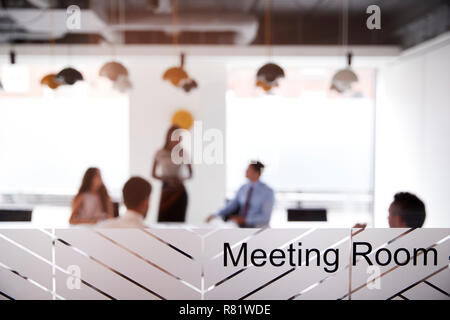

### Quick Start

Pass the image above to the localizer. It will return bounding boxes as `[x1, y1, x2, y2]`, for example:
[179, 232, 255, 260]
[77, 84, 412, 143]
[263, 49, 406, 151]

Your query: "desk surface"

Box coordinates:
[0, 205, 373, 228]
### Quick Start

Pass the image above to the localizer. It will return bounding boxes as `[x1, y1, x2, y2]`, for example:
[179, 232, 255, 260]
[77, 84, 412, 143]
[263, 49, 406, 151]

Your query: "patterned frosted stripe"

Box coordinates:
[0, 228, 448, 300]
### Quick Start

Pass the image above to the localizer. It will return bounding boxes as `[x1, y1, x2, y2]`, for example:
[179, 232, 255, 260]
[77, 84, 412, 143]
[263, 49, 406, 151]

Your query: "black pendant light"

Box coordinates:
[56, 14, 84, 87]
[56, 67, 83, 85]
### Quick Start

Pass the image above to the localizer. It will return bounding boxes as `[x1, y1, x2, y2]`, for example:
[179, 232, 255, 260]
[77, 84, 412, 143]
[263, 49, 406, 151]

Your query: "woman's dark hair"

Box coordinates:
[249, 161, 265, 174]
[76, 167, 111, 214]
[163, 125, 182, 150]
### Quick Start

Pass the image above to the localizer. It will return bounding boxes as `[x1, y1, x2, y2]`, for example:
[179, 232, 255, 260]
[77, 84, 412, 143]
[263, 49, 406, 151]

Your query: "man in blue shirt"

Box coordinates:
[206, 161, 275, 228]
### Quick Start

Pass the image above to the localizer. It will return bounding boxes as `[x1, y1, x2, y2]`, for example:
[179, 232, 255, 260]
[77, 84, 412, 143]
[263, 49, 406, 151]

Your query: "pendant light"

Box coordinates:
[256, 0, 285, 93]
[99, 0, 132, 92]
[99, 61, 129, 82]
[56, 46, 84, 86]
[2, 48, 30, 93]
[40, 74, 60, 89]
[163, 53, 188, 86]
[162, 0, 198, 93]
[163, 53, 198, 92]
[330, 52, 358, 93]
[56, 67, 83, 85]
[330, 0, 358, 93]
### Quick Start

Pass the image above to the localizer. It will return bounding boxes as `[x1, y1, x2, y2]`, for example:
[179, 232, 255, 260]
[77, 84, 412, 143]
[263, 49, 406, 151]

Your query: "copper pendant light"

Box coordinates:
[162, 0, 198, 93]
[40, 11, 60, 90]
[162, 54, 189, 86]
[40, 74, 61, 89]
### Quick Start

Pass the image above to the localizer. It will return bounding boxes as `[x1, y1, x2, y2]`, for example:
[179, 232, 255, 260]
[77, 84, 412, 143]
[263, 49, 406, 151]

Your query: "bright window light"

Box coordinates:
[0, 96, 129, 197]
[1, 64, 30, 93]
[226, 92, 375, 194]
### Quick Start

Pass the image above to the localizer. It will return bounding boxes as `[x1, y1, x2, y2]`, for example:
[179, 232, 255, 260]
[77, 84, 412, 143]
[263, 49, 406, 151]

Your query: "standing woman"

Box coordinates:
[70, 167, 114, 225]
[152, 126, 193, 222]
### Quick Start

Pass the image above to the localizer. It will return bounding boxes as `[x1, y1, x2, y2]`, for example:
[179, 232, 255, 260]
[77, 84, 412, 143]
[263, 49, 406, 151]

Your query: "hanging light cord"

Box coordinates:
[264, 0, 272, 58]
[110, 0, 118, 58]
[120, 0, 125, 46]
[342, 0, 349, 50]
[172, 0, 179, 49]
[50, 6, 54, 66]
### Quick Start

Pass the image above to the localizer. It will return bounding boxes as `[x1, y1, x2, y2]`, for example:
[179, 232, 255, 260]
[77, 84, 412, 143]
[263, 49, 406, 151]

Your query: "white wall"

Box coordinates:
[127, 58, 226, 224]
[374, 33, 450, 227]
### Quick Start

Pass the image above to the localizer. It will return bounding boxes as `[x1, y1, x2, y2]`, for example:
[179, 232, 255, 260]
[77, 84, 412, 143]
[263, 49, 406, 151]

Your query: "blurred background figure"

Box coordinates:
[152, 125, 193, 222]
[353, 192, 426, 229]
[98, 177, 151, 228]
[69, 167, 114, 225]
[388, 192, 426, 228]
[206, 161, 274, 227]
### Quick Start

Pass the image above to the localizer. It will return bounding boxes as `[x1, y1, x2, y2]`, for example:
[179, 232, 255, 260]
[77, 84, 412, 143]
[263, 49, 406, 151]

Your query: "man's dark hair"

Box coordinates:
[391, 192, 426, 228]
[250, 161, 265, 174]
[122, 177, 152, 210]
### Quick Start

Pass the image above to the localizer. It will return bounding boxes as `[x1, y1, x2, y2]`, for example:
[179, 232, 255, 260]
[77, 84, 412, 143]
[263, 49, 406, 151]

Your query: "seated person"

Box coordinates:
[206, 161, 274, 228]
[98, 177, 151, 228]
[70, 167, 114, 225]
[354, 192, 426, 229]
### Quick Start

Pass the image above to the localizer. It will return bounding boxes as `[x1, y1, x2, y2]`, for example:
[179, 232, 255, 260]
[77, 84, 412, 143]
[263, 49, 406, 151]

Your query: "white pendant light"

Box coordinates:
[2, 49, 30, 93]
[330, 52, 358, 93]
[330, 0, 358, 93]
